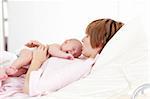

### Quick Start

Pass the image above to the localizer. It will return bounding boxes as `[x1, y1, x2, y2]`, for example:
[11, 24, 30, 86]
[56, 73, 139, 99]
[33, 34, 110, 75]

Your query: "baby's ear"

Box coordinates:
[72, 48, 76, 51]
[73, 48, 78, 53]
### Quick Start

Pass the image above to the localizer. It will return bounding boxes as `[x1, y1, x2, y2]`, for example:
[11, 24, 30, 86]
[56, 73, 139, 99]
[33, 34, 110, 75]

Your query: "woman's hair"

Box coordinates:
[86, 18, 124, 53]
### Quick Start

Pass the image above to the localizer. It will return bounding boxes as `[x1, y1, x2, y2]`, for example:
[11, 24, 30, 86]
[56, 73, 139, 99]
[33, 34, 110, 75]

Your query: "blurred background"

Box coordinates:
[0, 0, 150, 52]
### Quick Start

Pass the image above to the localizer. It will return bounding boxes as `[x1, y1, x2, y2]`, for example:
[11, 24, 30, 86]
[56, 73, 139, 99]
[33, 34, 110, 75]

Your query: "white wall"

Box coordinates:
[7, 0, 150, 52]
[7, 0, 119, 52]
[0, 0, 4, 51]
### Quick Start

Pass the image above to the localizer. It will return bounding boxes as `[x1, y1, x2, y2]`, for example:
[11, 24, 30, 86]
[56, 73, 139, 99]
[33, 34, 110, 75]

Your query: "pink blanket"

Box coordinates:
[0, 75, 30, 99]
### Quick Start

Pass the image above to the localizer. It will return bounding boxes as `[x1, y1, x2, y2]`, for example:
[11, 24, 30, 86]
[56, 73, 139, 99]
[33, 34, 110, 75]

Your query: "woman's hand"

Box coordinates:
[32, 45, 49, 66]
[23, 45, 49, 94]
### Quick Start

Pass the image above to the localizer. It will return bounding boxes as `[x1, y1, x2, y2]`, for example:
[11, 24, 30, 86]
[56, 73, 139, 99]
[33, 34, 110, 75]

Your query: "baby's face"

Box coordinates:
[61, 39, 82, 58]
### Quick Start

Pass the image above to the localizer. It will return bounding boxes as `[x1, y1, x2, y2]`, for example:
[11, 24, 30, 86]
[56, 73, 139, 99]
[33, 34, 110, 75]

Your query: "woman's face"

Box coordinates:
[82, 35, 100, 58]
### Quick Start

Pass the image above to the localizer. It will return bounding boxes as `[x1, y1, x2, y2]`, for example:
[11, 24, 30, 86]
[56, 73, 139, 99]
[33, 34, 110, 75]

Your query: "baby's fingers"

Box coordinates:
[25, 41, 32, 46]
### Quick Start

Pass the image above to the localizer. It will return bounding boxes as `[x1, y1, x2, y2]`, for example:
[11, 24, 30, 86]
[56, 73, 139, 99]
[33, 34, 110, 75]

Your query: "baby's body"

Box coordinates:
[48, 39, 82, 59]
[0, 39, 82, 81]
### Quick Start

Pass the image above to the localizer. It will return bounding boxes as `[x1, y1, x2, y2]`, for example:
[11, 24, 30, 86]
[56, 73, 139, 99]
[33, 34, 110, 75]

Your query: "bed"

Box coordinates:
[0, 17, 149, 99]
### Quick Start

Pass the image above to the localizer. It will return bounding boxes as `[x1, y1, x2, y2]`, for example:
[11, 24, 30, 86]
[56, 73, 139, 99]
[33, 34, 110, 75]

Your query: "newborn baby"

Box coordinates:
[0, 39, 82, 81]
[48, 39, 82, 59]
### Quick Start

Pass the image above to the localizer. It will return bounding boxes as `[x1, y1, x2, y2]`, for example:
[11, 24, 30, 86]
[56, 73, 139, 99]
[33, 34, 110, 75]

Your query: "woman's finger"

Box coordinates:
[41, 45, 45, 51]
[45, 45, 49, 58]
[46, 53, 50, 58]
[44, 45, 48, 52]
[38, 45, 42, 50]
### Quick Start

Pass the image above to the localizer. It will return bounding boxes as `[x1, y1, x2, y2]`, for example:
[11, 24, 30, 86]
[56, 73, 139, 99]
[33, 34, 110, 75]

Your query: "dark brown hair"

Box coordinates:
[86, 18, 124, 53]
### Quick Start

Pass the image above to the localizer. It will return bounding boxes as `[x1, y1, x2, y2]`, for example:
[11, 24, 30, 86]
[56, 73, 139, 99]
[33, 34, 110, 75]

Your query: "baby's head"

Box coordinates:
[61, 39, 82, 58]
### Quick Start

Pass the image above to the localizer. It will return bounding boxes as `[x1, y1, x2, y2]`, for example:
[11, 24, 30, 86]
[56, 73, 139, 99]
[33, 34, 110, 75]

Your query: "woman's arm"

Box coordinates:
[23, 45, 49, 94]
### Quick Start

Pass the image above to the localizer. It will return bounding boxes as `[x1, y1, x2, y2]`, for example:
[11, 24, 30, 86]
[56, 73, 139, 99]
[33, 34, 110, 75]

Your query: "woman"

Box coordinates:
[23, 18, 123, 94]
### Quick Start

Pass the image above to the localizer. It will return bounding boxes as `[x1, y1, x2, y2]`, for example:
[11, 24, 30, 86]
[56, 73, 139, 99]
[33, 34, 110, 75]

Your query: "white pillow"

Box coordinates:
[93, 17, 149, 94]
[93, 17, 148, 67]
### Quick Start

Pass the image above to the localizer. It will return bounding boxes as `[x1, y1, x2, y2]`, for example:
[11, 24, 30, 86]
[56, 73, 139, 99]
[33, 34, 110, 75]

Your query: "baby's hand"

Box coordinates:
[25, 40, 42, 48]
[64, 54, 74, 60]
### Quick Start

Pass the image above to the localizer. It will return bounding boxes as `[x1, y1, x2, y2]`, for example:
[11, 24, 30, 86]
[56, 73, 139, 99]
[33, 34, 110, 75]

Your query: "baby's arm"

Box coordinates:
[48, 44, 74, 59]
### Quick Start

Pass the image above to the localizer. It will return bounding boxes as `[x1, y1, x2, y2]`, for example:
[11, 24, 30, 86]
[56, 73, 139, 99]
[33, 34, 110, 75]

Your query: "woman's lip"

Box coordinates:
[82, 46, 84, 50]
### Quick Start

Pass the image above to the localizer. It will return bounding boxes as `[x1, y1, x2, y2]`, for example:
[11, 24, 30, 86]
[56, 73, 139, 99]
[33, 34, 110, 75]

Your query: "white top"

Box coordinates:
[29, 55, 99, 96]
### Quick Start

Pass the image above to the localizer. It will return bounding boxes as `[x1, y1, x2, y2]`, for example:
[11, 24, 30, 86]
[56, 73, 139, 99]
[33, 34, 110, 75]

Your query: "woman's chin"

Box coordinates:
[81, 50, 85, 55]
